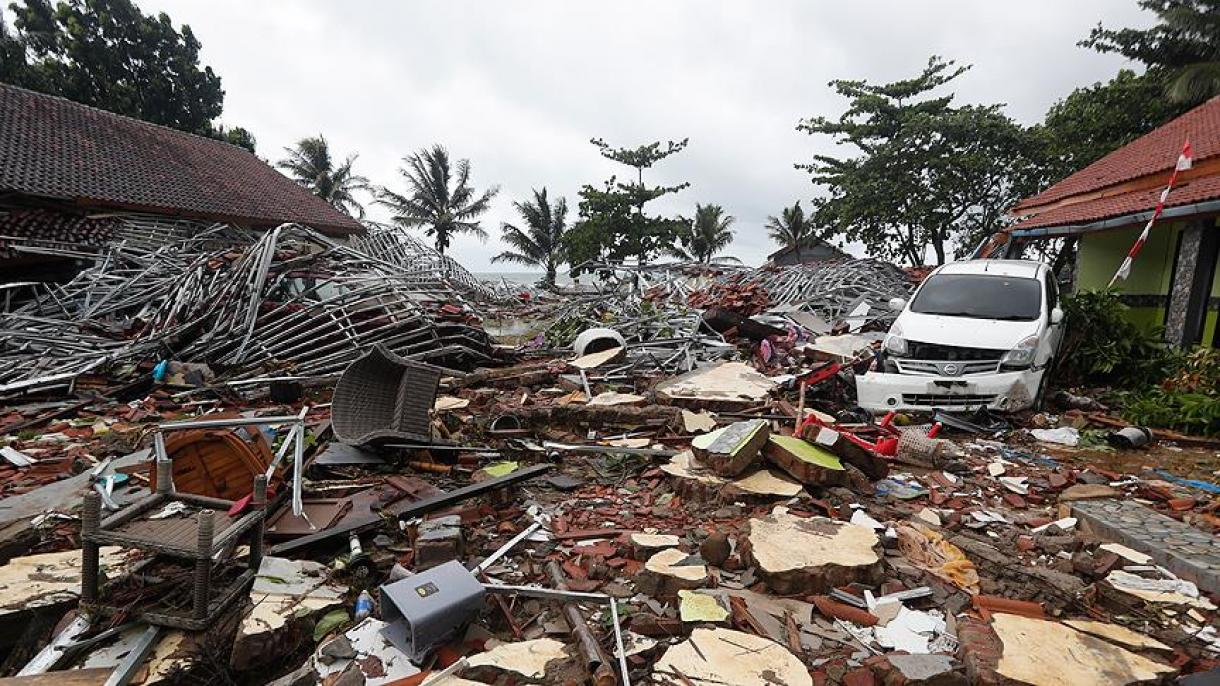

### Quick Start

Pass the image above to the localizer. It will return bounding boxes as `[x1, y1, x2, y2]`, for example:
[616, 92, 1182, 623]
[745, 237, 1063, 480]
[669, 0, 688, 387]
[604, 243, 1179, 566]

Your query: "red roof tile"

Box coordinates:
[1013, 173, 1220, 231]
[0, 84, 363, 236]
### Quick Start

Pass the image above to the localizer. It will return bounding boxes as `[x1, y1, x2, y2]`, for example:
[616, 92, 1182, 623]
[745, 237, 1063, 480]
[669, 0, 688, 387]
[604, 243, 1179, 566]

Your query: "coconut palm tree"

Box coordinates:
[669, 204, 738, 263]
[492, 188, 569, 288]
[277, 135, 370, 218]
[376, 145, 499, 254]
[766, 201, 814, 261]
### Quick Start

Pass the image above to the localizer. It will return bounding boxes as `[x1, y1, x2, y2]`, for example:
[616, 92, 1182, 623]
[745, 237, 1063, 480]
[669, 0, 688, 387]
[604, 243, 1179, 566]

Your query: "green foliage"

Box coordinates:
[800, 57, 1043, 265]
[376, 144, 499, 254]
[1082, 0, 1220, 104]
[1057, 289, 1175, 388]
[4, 0, 244, 137]
[765, 201, 816, 259]
[669, 204, 738, 263]
[493, 187, 569, 288]
[565, 138, 690, 274]
[1122, 348, 1220, 435]
[1033, 69, 1186, 183]
[277, 135, 371, 217]
[1123, 388, 1220, 436]
[214, 125, 257, 153]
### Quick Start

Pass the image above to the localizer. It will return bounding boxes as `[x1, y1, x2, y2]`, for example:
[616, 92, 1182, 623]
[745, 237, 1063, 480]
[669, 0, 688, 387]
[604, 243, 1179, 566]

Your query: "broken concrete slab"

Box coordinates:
[587, 392, 646, 407]
[1058, 484, 1120, 502]
[416, 514, 466, 570]
[678, 589, 729, 623]
[653, 627, 812, 686]
[313, 618, 421, 686]
[231, 556, 345, 670]
[880, 654, 967, 685]
[743, 506, 882, 594]
[763, 434, 847, 486]
[464, 638, 568, 682]
[690, 419, 769, 477]
[0, 547, 130, 617]
[637, 547, 708, 598]
[661, 451, 803, 503]
[629, 533, 682, 560]
[1062, 619, 1172, 652]
[1070, 498, 1220, 594]
[723, 468, 803, 500]
[680, 409, 717, 433]
[654, 361, 776, 407]
[992, 614, 1175, 686]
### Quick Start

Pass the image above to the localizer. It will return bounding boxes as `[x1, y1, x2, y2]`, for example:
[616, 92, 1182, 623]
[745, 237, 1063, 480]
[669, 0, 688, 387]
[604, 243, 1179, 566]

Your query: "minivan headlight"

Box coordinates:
[1001, 335, 1039, 369]
[883, 325, 908, 357]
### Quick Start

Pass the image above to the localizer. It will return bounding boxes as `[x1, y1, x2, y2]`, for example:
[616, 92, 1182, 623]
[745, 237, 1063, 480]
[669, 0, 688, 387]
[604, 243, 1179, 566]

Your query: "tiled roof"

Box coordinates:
[1013, 173, 1220, 231]
[1011, 96, 1220, 230]
[0, 84, 363, 236]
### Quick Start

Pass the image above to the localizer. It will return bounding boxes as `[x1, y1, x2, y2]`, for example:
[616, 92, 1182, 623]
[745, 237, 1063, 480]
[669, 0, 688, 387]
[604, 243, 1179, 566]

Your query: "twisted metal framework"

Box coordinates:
[0, 219, 496, 394]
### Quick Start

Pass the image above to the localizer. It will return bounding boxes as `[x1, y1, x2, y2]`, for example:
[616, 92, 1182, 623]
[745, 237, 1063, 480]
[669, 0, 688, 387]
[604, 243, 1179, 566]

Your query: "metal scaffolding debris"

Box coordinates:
[0, 221, 499, 394]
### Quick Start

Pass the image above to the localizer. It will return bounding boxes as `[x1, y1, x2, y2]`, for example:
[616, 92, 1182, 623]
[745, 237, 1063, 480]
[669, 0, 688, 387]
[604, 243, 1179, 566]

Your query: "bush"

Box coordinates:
[1057, 289, 1175, 389]
[1123, 348, 1220, 436]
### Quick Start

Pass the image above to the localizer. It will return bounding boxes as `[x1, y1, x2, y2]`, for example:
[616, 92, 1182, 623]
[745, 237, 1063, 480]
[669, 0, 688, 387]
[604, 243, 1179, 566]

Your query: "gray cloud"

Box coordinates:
[144, 0, 1151, 269]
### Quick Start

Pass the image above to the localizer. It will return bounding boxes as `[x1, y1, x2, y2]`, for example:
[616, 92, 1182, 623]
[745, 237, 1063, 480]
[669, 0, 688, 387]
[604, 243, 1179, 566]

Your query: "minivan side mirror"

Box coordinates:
[1050, 307, 1064, 325]
[888, 297, 907, 312]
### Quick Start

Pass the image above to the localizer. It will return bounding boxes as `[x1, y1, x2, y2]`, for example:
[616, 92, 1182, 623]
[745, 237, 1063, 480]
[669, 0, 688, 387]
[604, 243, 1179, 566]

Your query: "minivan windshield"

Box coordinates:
[909, 274, 1042, 321]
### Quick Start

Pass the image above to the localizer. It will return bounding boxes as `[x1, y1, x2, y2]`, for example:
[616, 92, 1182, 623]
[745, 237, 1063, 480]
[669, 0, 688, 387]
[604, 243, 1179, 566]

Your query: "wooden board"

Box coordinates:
[0, 668, 112, 685]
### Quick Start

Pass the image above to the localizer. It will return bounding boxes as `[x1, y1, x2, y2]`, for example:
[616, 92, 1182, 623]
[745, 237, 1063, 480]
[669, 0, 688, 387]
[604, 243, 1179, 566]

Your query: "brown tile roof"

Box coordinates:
[0, 84, 363, 236]
[1011, 96, 1220, 231]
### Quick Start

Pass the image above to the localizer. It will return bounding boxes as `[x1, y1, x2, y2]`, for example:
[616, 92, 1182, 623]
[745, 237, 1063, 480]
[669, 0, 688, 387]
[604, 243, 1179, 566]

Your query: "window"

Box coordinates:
[910, 274, 1043, 321]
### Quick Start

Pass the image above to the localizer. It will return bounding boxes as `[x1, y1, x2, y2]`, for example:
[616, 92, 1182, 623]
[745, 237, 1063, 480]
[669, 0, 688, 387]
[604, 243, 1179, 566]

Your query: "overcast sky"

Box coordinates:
[142, 0, 1152, 271]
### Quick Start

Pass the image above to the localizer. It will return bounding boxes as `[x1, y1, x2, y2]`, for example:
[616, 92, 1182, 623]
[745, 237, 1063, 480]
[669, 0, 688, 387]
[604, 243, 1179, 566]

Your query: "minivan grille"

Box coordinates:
[902, 393, 997, 407]
[906, 341, 1006, 361]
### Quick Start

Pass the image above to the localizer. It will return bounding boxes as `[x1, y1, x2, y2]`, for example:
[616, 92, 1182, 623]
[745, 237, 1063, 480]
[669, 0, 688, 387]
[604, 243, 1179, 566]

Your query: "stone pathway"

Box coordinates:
[1070, 498, 1220, 594]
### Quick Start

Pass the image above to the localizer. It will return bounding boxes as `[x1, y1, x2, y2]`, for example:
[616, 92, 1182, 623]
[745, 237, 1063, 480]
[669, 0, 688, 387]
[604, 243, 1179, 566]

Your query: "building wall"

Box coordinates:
[1075, 218, 1220, 345]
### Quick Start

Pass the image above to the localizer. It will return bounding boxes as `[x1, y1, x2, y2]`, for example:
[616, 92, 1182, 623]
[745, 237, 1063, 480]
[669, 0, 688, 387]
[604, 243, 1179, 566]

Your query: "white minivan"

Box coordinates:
[856, 259, 1064, 413]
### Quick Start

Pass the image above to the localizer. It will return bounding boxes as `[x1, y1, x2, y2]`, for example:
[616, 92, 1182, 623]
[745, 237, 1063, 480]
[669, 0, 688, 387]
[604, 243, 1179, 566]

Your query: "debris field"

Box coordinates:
[0, 236, 1216, 686]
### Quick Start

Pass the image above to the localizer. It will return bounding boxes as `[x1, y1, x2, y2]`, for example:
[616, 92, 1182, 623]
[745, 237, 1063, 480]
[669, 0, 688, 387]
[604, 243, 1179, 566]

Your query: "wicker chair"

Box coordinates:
[332, 344, 442, 445]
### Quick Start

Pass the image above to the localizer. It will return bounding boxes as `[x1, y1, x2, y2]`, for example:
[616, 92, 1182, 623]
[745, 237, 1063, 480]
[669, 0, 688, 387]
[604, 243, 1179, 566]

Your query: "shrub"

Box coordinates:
[1057, 289, 1175, 389]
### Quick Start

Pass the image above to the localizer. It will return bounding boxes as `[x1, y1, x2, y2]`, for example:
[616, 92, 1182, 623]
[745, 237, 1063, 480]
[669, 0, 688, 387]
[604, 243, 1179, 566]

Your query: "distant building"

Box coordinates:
[991, 96, 1220, 348]
[766, 240, 848, 267]
[0, 83, 362, 283]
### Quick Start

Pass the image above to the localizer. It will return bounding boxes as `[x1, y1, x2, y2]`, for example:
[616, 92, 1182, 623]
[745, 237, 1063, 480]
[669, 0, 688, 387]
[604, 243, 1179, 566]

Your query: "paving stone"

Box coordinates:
[1071, 498, 1220, 594]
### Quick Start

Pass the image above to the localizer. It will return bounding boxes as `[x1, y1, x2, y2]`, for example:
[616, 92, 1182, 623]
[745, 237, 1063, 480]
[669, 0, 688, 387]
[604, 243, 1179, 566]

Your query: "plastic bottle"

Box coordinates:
[354, 590, 374, 620]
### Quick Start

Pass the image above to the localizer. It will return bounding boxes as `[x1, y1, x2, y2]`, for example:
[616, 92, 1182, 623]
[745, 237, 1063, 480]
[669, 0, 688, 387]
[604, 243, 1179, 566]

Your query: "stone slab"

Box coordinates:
[1070, 498, 1220, 594]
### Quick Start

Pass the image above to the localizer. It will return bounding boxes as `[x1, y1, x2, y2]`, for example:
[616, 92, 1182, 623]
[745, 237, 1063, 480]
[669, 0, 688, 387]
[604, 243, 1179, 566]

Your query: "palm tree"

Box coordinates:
[376, 145, 499, 255]
[492, 188, 569, 288]
[766, 201, 814, 261]
[669, 204, 738, 263]
[277, 135, 370, 218]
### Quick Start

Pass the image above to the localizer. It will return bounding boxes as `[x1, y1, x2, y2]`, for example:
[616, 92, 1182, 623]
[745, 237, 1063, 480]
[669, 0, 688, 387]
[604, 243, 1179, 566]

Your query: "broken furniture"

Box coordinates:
[332, 344, 443, 446]
[150, 410, 309, 517]
[80, 457, 268, 630]
[149, 422, 273, 501]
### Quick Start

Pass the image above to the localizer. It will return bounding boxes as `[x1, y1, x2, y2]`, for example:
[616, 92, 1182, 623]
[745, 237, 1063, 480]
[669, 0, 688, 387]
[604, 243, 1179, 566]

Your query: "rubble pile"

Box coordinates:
[0, 223, 498, 395]
[0, 253, 1217, 686]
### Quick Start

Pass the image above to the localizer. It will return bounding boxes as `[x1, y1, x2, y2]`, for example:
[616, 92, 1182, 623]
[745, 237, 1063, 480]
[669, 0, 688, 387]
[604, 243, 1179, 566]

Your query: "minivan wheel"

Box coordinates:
[1031, 359, 1054, 412]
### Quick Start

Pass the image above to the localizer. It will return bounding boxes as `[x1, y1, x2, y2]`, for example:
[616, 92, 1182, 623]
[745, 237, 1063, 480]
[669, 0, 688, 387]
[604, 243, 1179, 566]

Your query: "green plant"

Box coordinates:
[1120, 348, 1220, 436]
[1057, 289, 1175, 389]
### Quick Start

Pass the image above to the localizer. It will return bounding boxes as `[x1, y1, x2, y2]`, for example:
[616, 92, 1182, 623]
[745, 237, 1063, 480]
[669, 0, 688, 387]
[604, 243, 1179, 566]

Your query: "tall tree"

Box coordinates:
[765, 202, 815, 261]
[278, 135, 370, 218]
[800, 57, 1042, 265]
[669, 204, 738, 263]
[4, 0, 251, 147]
[492, 188, 569, 288]
[564, 138, 690, 272]
[1033, 69, 1185, 182]
[376, 145, 499, 255]
[1083, 0, 1220, 104]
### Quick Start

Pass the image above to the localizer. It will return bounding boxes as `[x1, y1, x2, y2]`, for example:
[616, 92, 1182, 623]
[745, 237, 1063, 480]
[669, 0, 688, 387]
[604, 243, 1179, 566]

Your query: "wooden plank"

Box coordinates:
[0, 668, 112, 685]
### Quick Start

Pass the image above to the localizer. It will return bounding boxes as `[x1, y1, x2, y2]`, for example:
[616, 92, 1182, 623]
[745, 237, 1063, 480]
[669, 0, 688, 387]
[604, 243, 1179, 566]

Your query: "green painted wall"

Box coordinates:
[1074, 218, 1219, 345]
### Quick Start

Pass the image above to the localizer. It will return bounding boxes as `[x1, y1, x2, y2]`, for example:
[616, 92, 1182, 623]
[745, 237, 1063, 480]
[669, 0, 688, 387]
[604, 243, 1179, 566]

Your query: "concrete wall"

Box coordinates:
[1075, 218, 1220, 345]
